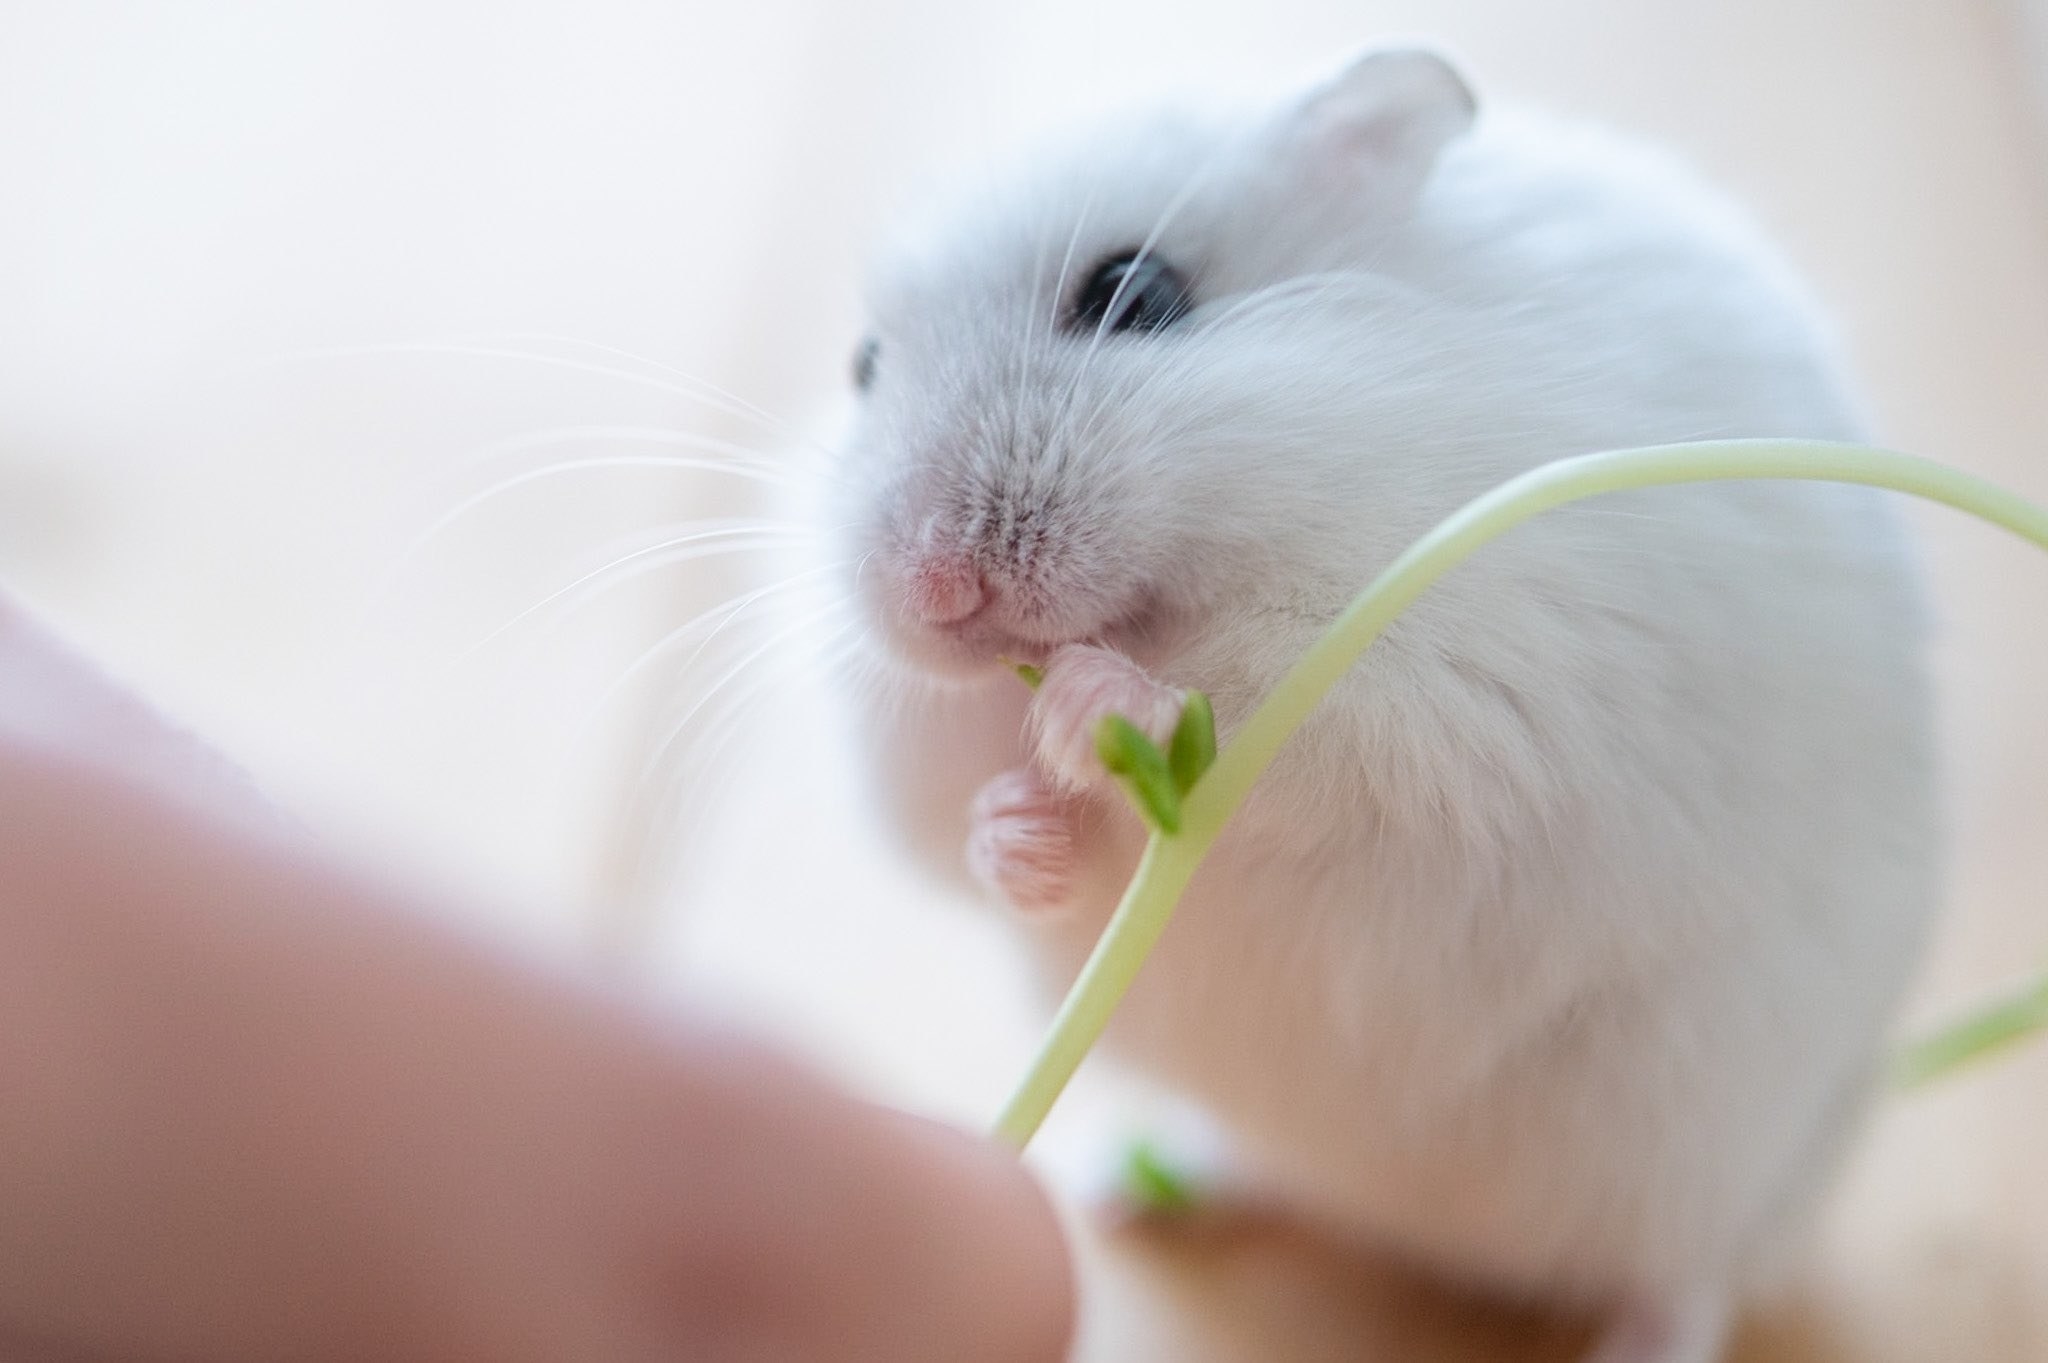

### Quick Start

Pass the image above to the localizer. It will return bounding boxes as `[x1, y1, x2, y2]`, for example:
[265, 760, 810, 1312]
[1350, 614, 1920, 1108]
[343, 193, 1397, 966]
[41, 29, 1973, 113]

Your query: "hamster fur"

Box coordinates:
[822, 49, 1940, 1363]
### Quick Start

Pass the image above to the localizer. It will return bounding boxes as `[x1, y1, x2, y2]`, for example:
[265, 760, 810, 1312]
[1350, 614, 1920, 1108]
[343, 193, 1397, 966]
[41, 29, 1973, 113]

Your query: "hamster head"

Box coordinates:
[833, 49, 1478, 681]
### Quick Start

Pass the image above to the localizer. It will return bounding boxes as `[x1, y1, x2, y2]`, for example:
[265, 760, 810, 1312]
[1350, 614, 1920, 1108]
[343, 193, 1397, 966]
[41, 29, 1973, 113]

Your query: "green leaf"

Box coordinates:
[1001, 657, 1044, 690]
[1095, 714, 1181, 835]
[1121, 1139, 1200, 1217]
[1166, 690, 1216, 795]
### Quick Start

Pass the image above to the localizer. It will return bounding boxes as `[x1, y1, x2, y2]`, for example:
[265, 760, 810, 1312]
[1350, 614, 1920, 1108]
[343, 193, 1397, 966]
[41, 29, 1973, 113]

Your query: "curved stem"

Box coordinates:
[995, 439, 2048, 1149]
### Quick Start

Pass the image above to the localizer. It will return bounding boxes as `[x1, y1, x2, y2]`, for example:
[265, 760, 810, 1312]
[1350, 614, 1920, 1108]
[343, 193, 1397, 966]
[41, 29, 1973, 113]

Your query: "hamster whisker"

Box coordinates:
[1194, 271, 1427, 335]
[585, 563, 849, 726]
[1077, 275, 1451, 443]
[438, 423, 801, 481]
[461, 525, 814, 658]
[811, 638, 904, 725]
[626, 617, 856, 907]
[1019, 220, 1052, 385]
[1007, 223, 1057, 507]
[823, 625, 940, 720]
[394, 449, 806, 578]
[633, 602, 849, 795]
[1045, 191, 1098, 339]
[1007, 193, 1099, 503]
[468, 330, 798, 438]
[268, 338, 801, 444]
[1048, 152, 1227, 474]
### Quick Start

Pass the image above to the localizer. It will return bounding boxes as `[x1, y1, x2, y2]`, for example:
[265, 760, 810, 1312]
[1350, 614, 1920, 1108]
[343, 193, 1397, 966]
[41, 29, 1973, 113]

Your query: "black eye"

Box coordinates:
[852, 336, 879, 391]
[1068, 252, 1192, 335]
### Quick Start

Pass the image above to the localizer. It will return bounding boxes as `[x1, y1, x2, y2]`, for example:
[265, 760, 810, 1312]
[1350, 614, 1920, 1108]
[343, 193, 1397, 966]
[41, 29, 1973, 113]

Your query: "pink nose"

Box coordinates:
[904, 552, 988, 626]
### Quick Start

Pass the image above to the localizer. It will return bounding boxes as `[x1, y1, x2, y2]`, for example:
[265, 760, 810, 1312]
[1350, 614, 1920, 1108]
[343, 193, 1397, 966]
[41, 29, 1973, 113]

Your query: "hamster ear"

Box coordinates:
[1285, 48, 1476, 204]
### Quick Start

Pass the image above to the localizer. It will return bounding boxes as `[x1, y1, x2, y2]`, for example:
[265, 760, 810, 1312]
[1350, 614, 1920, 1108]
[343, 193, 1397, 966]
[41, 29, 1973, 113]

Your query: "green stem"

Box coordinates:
[1892, 971, 2048, 1089]
[994, 439, 2048, 1150]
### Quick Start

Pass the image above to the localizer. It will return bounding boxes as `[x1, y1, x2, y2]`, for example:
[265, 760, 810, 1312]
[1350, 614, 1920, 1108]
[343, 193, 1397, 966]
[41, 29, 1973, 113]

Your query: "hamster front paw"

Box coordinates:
[967, 767, 1078, 913]
[1028, 643, 1186, 797]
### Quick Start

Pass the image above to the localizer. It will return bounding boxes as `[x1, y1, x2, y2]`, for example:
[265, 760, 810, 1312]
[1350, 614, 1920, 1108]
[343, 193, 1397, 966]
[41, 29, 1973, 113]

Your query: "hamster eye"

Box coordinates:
[1068, 252, 1191, 335]
[852, 336, 879, 391]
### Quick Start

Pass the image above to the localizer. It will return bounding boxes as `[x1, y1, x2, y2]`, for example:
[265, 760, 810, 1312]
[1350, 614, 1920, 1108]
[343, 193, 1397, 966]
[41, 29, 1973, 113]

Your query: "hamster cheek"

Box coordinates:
[1027, 644, 1186, 796]
[966, 768, 1078, 914]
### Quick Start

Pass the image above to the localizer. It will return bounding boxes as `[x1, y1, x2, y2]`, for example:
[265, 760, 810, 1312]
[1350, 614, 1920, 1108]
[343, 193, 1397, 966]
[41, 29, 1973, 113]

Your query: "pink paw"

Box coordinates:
[967, 768, 1077, 914]
[1029, 643, 1185, 796]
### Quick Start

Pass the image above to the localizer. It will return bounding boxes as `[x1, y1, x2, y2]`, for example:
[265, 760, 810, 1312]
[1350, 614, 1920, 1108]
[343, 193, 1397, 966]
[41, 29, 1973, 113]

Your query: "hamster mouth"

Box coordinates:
[877, 587, 1181, 683]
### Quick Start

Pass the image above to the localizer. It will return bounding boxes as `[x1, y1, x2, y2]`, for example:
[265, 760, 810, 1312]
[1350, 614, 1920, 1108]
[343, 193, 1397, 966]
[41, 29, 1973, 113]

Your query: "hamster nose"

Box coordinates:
[903, 551, 989, 626]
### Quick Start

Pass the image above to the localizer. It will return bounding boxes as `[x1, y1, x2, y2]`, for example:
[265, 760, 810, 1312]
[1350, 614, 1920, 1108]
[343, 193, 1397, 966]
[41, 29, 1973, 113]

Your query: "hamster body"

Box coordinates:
[823, 50, 1940, 1362]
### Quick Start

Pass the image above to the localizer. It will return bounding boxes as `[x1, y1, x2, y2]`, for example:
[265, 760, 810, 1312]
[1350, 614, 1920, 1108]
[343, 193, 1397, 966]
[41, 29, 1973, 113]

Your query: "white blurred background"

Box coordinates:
[3, 4, 2046, 1356]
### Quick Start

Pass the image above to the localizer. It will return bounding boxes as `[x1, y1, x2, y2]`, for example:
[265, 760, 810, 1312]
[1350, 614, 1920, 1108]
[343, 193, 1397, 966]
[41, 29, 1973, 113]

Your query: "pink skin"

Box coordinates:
[0, 593, 1075, 1363]
[904, 550, 990, 627]
[969, 643, 1185, 915]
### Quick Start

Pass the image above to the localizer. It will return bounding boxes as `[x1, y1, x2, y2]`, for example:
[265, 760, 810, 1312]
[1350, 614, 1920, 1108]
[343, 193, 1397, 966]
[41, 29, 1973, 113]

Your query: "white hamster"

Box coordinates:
[823, 48, 1940, 1363]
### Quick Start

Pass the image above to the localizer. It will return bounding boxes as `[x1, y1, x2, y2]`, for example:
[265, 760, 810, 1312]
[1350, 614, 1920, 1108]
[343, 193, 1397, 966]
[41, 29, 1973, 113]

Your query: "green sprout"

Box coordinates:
[1120, 1139, 1202, 1217]
[1093, 694, 1217, 837]
[1096, 714, 1184, 834]
[1167, 690, 1217, 795]
[992, 438, 2048, 1151]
